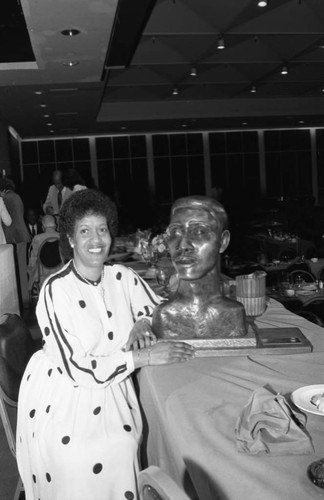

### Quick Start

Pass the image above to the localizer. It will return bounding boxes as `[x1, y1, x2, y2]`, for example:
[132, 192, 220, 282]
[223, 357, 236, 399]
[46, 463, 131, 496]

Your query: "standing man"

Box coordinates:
[43, 170, 72, 217]
[0, 176, 31, 309]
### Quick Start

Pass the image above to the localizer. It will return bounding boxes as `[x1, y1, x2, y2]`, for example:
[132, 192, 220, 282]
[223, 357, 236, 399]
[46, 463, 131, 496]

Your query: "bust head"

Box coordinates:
[167, 195, 230, 282]
[152, 195, 247, 339]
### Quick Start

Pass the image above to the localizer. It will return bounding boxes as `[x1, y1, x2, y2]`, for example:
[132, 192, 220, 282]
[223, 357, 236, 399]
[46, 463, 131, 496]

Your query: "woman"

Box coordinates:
[0, 192, 12, 243]
[16, 188, 194, 500]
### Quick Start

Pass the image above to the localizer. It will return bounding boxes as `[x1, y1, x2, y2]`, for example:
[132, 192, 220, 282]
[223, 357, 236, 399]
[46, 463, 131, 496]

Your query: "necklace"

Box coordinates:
[73, 261, 104, 287]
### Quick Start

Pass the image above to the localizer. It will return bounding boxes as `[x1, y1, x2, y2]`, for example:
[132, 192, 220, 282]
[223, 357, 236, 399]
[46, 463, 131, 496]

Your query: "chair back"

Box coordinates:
[289, 269, 315, 284]
[138, 466, 190, 500]
[0, 313, 35, 499]
[37, 237, 62, 288]
[299, 298, 324, 326]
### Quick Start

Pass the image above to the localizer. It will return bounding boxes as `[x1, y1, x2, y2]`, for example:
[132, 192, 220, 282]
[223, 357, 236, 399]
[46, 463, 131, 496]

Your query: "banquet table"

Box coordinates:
[249, 234, 314, 261]
[137, 298, 324, 500]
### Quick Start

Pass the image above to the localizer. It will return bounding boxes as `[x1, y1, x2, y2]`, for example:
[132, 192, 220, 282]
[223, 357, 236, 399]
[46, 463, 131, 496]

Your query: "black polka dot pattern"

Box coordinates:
[27, 374, 31, 381]
[93, 463, 103, 474]
[44, 327, 50, 336]
[116, 272, 122, 280]
[46, 405, 51, 413]
[91, 360, 97, 369]
[134, 277, 138, 285]
[124, 491, 135, 499]
[108, 331, 114, 340]
[46, 472, 51, 483]
[93, 406, 101, 415]
[123, 425, 131, 432]
[138, 311, 144, 317]
[79, 300, 86, 308]
[48, 369, 52, 377]
[29, 409, 36, 418]
[107, 311, 112, 318]
[57, 367, 63, 374]
[62, 436, 70, 445]
[32, 474, 36, 483]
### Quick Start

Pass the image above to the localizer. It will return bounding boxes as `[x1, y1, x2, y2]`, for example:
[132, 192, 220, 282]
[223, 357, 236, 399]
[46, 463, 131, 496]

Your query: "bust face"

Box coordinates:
[168, 207, 229, 281]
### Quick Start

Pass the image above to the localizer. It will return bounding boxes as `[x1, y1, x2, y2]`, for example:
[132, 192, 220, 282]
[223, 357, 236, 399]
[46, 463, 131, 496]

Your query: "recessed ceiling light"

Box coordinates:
[258, 0, 268, 7]
[181, 124, 188, 128]
[172, 87, 179, 95]
[281, 65, 288, 75]
[62, 60, 79, 67]
[217, 36, 225, 50]
[242, 122, 248, 125]
[40, 104, 47, 108]
[299, 120, 305, 124]
[250, 85, 257, 93]
[49, 130, 55, 133]
[46, 122, 53, 126]
[34, 91, 43, 95]
[43, 114, 50, 118]
[60, 28, 80, 37]
[190, 67, 197, 77]
[120, 126, 127, 130]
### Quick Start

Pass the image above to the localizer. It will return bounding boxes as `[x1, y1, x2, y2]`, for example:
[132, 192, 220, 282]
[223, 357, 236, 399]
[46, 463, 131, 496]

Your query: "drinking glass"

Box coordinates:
[156, 267, 170, 292]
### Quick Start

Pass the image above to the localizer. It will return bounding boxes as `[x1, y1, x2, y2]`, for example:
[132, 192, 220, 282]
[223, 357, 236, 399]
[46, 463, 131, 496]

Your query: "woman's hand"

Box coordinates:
[133, 340, 195, 368]
[124, 318, 157, 351]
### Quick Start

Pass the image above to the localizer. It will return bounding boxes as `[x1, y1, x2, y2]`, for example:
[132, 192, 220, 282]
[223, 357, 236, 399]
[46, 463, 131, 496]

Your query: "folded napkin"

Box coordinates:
[235, 386, 314, 456]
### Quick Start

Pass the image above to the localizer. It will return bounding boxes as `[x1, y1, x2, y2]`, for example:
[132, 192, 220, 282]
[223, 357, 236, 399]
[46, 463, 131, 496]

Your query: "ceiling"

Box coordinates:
[1, 0, 324, 139]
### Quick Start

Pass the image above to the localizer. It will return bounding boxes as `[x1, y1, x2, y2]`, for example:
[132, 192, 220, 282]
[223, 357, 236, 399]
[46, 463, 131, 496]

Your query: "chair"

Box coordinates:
[138, 466, 190, 500]
[298, 298, 324, 326]
[31, 238, 62, 302]
[0, 313, 37, 500]
[296, 310, 324, 327]
[289, 269, 316, 284]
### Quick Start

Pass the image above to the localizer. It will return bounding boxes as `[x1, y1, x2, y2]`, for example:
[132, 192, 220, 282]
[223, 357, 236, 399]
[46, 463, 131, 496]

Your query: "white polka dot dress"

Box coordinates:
[16, 261, 161, 500]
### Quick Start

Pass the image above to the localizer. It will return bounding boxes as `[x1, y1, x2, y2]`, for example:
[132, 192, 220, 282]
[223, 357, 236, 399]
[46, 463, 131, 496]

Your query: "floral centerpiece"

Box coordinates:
[134, 229, 170, 267]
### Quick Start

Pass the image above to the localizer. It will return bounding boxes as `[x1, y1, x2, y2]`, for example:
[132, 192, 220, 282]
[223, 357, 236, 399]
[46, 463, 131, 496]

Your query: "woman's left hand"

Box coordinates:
[124, 319, 157, 351]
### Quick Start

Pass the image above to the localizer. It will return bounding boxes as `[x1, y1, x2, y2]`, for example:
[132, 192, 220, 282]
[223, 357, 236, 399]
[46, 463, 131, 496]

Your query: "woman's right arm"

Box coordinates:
[133, 340, 195, 369]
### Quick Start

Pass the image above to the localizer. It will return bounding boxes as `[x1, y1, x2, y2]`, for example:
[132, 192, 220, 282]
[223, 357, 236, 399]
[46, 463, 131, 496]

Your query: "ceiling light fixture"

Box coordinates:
[257, 0, 268, 7]
[190, 67, 197, 77]
[60, 28, 80, 37]
[281, 65, 288, 75]
[250, 85, 257, 93]
[217, 36, 225, 50]
[40, 104, 47, 108]
[34, 91, 43, 95]
[172, 87, 179, 95]
[46, 122, 53, 126]
[62, 60, 79, 67]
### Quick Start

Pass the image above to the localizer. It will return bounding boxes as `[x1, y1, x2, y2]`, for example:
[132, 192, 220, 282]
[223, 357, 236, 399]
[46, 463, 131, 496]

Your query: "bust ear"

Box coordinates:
[219, 230, 230, 254]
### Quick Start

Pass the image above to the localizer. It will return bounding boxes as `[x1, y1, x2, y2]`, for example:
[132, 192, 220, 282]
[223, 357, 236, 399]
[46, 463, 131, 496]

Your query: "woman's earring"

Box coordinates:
[70, 243, 74, 248]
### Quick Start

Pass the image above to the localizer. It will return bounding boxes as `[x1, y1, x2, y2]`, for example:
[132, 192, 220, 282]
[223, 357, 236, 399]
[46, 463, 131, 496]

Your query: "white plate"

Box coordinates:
[291, 384, 324, 416]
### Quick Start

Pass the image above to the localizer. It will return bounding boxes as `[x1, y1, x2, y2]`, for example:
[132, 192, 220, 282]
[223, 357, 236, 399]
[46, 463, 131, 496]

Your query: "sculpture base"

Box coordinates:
[171, 328, 312, 357]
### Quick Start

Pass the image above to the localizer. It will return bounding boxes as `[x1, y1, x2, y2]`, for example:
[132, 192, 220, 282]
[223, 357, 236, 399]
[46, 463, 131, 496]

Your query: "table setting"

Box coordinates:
[137, 298, 324, 499]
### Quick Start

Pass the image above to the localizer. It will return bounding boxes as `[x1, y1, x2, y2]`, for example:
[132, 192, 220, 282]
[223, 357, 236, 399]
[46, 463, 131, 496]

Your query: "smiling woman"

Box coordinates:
[16, 188, 195, 500]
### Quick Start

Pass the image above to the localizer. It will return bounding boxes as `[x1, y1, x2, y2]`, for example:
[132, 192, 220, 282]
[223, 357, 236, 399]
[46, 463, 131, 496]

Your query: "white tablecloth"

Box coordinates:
[0, 244, 20, 319]
[138, 299, 324, 500]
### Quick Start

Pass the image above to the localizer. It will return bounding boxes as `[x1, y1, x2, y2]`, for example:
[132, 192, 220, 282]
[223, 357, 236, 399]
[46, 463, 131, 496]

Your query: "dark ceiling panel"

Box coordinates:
[0, 0, 35, 63]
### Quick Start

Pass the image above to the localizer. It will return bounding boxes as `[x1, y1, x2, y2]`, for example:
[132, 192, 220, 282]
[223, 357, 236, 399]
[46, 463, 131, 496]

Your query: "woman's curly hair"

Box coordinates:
[59, 189, 118, 262]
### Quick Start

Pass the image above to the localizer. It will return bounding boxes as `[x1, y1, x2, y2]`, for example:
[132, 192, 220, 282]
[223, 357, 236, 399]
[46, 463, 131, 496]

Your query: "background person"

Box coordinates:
[16, 188, 194, 500]
[0, 191, 12, 244]
[0, 176, 31, 308]
[42, 169, 72, 217]
[27, 214, 60, 293]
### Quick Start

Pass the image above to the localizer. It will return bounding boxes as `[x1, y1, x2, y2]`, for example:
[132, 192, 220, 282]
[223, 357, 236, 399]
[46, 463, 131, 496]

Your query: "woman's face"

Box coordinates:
[68, 213, 111, 275]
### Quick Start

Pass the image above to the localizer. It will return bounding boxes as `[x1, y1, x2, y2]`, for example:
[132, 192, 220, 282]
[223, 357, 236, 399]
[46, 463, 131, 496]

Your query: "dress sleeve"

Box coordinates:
[125, 267, 163, 323]
[0, 198, 12, 227]
[36, 278, 135, 389]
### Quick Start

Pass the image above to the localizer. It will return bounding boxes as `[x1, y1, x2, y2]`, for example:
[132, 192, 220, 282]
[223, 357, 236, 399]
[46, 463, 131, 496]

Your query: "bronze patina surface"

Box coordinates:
[152, 195, 246, 339]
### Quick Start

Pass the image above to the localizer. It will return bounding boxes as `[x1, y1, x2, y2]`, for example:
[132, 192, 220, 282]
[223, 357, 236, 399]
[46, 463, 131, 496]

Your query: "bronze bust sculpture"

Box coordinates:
[152, 195, 247, 339]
